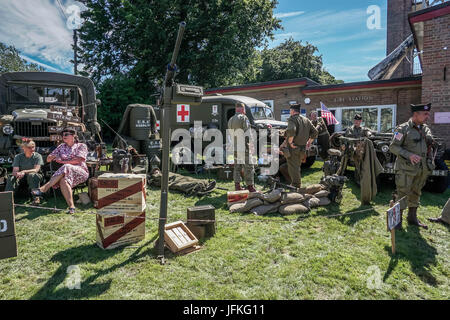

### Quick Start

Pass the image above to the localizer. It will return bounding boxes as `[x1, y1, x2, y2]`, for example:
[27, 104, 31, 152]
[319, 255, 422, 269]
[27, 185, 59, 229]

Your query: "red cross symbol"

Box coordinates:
[156, 120, 160, 130]
[177, 104, 190, 122]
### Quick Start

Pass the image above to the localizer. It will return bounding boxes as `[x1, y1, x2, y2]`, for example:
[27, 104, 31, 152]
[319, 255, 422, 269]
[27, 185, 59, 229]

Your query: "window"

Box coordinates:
[262, 100, 274, 112]
[328, 105, 396, 133]
[9, 84, 77, 105]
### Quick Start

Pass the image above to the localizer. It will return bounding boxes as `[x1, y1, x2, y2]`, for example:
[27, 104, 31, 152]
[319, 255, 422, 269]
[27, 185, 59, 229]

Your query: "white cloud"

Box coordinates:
[0, 0, 86, 72]
[274, 11, 305, 19]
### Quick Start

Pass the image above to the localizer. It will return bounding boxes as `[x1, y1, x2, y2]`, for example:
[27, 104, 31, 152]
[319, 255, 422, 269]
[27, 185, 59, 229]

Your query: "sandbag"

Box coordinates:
[318, 197, 331, 206]
[305, 197, 320, 208]
[298, 184, 325, 195]
[251, 202, 281, 216]
[261, 189, 282, 203]
[230, 198, 264, 213]
[279, 204, 310, 215]
[229, 203, 246, 213]
[248, 192, 263, 200]
[314, 190, 330, 198]
[280, 192, 305, 205]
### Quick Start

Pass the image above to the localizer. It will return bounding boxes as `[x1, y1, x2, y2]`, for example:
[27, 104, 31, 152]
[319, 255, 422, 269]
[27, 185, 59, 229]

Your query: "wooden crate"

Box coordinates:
[164, 221, 198, 253]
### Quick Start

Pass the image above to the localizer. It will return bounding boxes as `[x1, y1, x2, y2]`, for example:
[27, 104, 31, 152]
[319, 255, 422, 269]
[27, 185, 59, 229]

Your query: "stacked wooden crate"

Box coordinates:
[95, 173, 147, 249]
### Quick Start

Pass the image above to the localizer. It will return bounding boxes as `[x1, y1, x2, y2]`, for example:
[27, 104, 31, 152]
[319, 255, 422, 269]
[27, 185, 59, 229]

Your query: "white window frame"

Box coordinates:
[262, 100, 274, 112]
[317, 104, 397, 133]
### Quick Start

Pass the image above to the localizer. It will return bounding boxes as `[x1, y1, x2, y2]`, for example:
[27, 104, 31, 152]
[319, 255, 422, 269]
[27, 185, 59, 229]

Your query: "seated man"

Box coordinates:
[6, 139, 44, 204]
[148, 168, 216, 196]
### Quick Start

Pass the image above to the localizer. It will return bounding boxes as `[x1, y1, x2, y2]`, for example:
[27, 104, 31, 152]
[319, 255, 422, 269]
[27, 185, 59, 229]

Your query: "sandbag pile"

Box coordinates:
[227, 184, 332, 216]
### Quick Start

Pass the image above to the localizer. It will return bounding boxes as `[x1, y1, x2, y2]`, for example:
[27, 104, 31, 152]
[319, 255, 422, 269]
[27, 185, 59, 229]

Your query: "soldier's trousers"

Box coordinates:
[5, 173, 43, 194]
[318, 134, 330, 160]
[395, 170, 429, 208]
[286, 149, 306, 188]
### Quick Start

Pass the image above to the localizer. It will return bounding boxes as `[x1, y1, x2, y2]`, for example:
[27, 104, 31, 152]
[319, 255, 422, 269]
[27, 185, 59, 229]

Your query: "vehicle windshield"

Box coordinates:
[250, 106, 274, 120]
[8, 84, 78, 106]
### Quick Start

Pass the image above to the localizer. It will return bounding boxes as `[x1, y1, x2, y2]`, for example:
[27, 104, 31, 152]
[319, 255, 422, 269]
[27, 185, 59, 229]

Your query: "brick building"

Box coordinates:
[205, 1, 449, 145]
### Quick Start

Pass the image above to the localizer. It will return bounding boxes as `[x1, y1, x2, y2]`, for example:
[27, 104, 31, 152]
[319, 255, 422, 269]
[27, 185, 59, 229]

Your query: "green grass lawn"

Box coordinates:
[1, 161, 449, 300]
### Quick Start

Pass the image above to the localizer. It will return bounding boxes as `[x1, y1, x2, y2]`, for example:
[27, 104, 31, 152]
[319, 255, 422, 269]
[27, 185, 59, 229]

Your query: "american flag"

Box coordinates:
[320, 102, 339, 125]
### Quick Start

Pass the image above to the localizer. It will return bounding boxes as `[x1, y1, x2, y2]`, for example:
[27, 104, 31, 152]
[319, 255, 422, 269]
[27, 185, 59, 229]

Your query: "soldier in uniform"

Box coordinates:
[344, 114, 373, 138]
[228, 102, 257, 192]
[389, 103, 435, 230]
[310, 110, 330, 160]
[5, 139, 44, 205]
[284, 104, 318, 188]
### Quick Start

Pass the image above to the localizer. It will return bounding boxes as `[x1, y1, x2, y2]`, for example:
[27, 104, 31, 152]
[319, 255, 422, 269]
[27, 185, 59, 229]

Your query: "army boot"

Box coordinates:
[407, 207, 428, 230]
[247, 185, 257, 193]
[235, 182, 243, 191]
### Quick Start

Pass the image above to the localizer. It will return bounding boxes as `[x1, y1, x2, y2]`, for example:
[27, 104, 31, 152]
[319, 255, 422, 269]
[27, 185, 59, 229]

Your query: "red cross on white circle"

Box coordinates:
[177, 104, 190, 123]
[156, 120, 160, 130]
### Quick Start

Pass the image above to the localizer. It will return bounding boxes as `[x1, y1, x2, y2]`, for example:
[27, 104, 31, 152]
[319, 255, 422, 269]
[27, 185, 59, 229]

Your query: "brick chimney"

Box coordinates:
[386, 0, 414, 78]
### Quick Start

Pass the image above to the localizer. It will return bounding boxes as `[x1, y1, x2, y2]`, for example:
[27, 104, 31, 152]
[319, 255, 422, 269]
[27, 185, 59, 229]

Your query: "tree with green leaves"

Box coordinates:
[79, 0, 281, 90]
[0, 42, 44, 73]
[252, 38, 343, 85]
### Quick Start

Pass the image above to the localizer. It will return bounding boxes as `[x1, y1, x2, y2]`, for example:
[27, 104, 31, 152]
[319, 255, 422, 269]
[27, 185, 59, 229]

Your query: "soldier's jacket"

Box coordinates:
[344, 125, 372, 138]
[286, 114, 318, 148]
[312, 117, 329, 136]
[228, 113, 253, 155]
[148, 171, 211, 196]
[389, 119, 435, 175]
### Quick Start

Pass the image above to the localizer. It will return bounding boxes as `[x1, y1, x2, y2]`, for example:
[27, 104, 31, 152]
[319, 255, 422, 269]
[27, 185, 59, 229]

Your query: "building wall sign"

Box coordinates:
[434, 112, 450, 124]
[333, 96, 375, 104]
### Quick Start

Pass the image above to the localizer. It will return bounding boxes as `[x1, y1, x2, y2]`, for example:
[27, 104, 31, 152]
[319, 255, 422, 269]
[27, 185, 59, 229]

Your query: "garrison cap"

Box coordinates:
[290, 104, 301, 112]
[354, 113, 362, 120]
[411, 103, 432, 113]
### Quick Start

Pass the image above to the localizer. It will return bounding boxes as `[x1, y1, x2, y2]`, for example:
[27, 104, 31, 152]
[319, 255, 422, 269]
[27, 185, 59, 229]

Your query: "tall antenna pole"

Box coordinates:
[73, 29, 78, 75]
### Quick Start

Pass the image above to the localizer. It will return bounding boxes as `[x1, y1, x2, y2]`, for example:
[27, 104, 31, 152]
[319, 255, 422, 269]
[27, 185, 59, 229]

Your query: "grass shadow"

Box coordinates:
[31, 233, 159, 300]
[383, 226, 438, 286]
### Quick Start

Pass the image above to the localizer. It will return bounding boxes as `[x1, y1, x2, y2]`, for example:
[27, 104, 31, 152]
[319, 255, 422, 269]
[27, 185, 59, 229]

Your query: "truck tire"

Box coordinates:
[301, 156, 316, 169]
[424, 159, 449, 193]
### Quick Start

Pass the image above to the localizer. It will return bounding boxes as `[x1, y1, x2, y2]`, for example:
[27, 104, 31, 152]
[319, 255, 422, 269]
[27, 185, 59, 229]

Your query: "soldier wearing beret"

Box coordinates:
[228, 102, 257, 192]
[344, 113, 373, 139]
[389, 103, 435, 230]
[284, 104, 318, 188]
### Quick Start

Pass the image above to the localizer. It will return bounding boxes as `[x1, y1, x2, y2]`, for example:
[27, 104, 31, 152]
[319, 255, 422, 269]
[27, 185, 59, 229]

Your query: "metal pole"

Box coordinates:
[73, 30, 78, 75]
[157, 22, 186, 261]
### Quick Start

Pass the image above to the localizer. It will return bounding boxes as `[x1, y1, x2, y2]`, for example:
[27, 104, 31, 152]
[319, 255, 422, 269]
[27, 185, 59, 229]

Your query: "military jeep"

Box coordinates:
[330, 131, 449, 193]
[0, 72, 101, 181]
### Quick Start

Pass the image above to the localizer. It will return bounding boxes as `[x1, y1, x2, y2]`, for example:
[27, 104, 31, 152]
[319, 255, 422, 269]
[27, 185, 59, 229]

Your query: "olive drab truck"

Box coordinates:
[0, 71, 101, 186]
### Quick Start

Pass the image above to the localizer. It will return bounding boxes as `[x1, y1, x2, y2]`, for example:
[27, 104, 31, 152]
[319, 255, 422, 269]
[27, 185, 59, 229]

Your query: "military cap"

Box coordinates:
[411, 103, 432, 113]
[354, 114, 362, 120]
[290, 104, 301, 112]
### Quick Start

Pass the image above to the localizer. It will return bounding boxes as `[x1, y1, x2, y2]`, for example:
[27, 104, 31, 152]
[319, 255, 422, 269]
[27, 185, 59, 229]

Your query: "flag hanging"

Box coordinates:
[320, 102, 339, 125]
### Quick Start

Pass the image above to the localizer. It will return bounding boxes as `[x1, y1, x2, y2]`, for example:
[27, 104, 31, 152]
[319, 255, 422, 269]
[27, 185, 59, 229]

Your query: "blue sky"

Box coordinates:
[0, 0, 387, 83]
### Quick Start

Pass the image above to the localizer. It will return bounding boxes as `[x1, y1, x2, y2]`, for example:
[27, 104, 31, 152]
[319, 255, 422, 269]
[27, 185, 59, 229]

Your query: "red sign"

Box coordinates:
[177, 104, 190, 123]
[156, 120, 160, 131]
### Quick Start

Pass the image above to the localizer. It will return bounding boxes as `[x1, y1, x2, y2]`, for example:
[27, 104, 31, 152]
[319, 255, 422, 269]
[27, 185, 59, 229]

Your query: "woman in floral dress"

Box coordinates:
[32, 128, 89, 214]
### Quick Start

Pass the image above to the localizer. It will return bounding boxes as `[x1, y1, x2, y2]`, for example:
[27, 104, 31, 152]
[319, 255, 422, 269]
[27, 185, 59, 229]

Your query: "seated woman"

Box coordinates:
[32, 128, 89, 214]
[6, 139, 44, 205]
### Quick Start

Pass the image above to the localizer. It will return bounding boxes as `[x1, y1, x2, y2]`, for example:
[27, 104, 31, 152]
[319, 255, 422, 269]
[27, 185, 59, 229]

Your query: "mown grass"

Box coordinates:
[1, 161, 449, 300]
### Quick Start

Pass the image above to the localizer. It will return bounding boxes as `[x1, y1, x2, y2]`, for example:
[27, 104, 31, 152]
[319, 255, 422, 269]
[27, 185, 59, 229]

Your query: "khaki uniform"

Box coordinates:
[389, 119, 434, 208]
[285, 114, 318, 188]
[5, 152, 44, 194]
[228, 113, 254, 186]
[344, 125, 372, 139]
[312, 117, 330, 160]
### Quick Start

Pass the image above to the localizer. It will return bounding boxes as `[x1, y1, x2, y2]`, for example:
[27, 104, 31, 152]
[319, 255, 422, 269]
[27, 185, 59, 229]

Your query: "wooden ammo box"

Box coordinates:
[88, 177, 98, 205]
[216, 165, 234, 180]
[96, 211, 146, 249]
[0, 192, 17, 260]
[164, 221, 198, 253]
[96, 173, 146, 212]
[186, 205, 216, 239]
